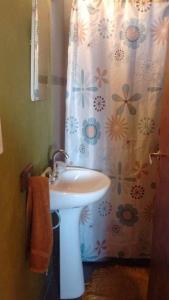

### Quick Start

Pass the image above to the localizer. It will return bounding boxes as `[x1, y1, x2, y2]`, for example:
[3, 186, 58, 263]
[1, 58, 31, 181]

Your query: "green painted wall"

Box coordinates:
[0, 1, 53, 299]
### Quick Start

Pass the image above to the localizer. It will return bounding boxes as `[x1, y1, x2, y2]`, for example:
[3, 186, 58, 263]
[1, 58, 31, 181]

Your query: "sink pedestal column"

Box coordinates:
[59, 207, 84, 299]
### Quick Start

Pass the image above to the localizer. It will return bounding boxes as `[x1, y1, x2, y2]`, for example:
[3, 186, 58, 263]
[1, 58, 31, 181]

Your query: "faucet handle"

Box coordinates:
[54, 160, 67, 174]
[49, 160, 66, 184]
[52, 149, 69, 162]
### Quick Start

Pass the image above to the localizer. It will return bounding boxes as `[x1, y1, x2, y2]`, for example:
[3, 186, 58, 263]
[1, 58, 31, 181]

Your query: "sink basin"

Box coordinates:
[49, 166, 110, 210]
[46, 166, 111, 299]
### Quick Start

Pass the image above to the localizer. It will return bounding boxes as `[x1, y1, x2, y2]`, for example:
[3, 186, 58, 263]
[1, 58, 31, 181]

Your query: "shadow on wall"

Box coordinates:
[50, 0, 72, 148]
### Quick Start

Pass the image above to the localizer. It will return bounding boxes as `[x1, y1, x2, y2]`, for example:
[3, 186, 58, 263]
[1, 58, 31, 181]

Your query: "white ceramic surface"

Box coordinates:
[50, 166, 111, 210]
[48, 166, 111, 299]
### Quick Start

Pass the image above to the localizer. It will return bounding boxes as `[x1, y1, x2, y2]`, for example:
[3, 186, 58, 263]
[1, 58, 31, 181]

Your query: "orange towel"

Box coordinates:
[26, 176, 53, 273]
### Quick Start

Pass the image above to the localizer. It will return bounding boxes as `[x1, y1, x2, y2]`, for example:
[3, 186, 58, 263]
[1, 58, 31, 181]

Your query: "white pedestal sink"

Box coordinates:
[49, 167, 111, 299]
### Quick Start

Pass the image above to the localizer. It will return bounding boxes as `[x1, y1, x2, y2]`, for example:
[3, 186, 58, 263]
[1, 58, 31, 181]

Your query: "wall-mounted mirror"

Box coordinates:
[31, 0, 50, 101]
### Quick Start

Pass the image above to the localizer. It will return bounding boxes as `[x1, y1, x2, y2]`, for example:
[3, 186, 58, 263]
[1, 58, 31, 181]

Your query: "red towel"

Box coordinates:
[26, 176, 53, 273]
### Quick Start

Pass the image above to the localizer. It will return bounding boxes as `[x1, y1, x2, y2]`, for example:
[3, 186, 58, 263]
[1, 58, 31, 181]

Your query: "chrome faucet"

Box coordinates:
[52, 149, 69, 167]
[49, 149, 69, 183]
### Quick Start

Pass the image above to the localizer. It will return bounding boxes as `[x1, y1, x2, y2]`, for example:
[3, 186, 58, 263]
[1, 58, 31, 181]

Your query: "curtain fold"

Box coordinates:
[65, 0, 169, 260]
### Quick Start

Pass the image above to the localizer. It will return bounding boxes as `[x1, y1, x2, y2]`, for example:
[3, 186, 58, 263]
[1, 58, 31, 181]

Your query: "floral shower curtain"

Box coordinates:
[65, 0, 169, 260]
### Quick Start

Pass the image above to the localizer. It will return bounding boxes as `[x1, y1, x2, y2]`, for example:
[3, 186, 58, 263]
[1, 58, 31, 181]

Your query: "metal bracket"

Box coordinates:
[149, 151, 168, 165]
[20, 164, 34, 192]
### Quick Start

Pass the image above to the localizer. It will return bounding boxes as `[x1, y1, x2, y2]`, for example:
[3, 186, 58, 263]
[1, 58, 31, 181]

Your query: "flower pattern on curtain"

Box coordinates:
[65, 0, 169, 260]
